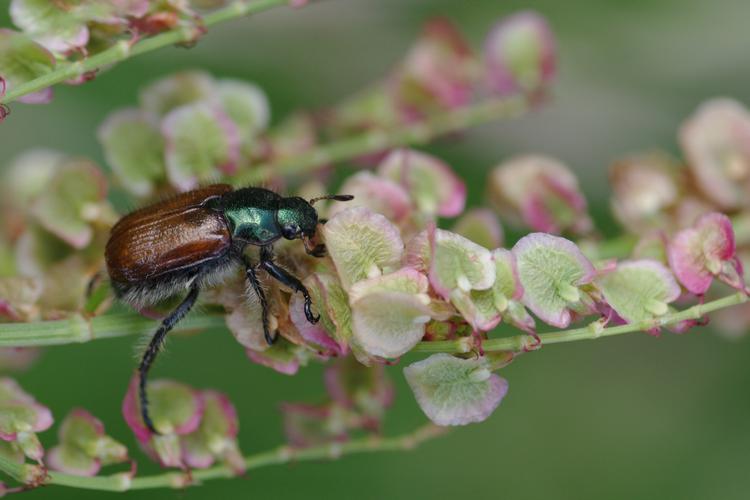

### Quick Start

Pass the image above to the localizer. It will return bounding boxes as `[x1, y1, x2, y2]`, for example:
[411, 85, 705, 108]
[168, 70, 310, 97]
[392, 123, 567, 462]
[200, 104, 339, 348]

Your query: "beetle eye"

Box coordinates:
[282, 224, 301, 239]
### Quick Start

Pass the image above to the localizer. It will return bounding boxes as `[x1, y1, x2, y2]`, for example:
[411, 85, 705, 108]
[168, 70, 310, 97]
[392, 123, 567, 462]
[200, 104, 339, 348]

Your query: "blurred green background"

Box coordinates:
[3, 0, 750, 499]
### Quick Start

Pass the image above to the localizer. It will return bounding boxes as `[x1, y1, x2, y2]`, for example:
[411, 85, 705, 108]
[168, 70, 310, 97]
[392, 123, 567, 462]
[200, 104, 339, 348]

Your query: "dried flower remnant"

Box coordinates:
[488, 155, 592, 235]
[47, 409, 129, 477]
[680, 98, 750, 210]
[667, 212, 746, 295]
[484, 11, 556, 97]
[0, 378, 53, 462]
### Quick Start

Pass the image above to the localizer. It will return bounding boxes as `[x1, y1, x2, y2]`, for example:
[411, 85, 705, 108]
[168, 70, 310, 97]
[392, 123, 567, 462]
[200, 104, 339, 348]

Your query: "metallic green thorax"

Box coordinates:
[225, 206, 280, 245]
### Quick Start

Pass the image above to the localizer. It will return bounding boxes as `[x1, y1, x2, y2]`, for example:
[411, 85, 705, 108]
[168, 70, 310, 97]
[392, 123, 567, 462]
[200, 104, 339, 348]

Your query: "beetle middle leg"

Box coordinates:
[245, 263, 275, 346]
[260, 246, 320, 324]
[138, 283, 199, 434]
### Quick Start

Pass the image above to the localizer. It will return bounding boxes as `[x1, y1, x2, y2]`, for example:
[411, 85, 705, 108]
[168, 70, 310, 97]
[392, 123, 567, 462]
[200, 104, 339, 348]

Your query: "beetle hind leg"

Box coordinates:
[260, 246, 320, 324]
[138, 284, 200, 434]
[246, 264, 276, 345]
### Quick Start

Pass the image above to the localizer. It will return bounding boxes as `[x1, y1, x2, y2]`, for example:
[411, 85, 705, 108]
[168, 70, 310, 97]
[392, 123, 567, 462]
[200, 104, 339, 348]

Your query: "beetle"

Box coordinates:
[105, 184, 353, 434]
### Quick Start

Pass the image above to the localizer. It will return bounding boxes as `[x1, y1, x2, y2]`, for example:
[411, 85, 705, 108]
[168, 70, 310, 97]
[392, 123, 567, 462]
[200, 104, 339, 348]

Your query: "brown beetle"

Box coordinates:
[105, 184, 353, 434]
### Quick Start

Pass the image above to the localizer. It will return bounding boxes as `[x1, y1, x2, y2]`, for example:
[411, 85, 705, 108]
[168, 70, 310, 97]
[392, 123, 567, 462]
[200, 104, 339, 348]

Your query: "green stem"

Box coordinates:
[232, 95, 527, 185]
[412, 292, 749, 354]
[42, 424, 446, 491]
[0, 0, 290, 105]
[1, 293, 746, 351]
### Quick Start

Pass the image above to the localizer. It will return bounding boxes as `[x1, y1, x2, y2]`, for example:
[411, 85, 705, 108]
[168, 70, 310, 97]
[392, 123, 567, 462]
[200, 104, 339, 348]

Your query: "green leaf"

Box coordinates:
[404, 354, 508, 426]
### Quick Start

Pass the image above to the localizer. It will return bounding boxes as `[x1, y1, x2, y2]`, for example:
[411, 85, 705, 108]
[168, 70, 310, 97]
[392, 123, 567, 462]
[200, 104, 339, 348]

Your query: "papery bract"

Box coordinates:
[322, 207, 404, 290]
[667, 212, 745, 294]
[596, 260, 681, 325]
[47, 409, 129, 477]
[0, 29, 55, 104]
[0, 277, 43, 322]
[609, 153, 682, 233]
[98, 109, 166, 197]
[139, 70, 216, 118]
[429, 228, 494, 300]
[280, 402, 347, 447]
[162, 101, 240, 190]
[0, 378, 53, 462]
[328, 172, 412, 225]
[10, 0, 89, 53]
[324, 358, 393, 428]
[216, 79, 270, 139]
[289, 291, 345, 357]
[512, 233, 595, 328]
[349, 269, 432, 359]
[122, 376, 203, 468]
[488, 155, 591, 235]
[30, 158, 109, 249]
[679, 98, 750, 209]
[181, 390, 244, 474]
[378, 149, 466, 218]
[245, 339, 301, 376]
[452, 208, 504, 249]
[484, 11, 556, 97]
[390, 18, 474, 119]
[404, 354, 508, 426]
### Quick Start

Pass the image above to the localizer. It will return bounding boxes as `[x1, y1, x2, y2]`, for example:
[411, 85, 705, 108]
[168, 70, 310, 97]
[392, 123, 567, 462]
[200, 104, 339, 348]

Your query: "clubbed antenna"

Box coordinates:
[309, 194, 354, 206]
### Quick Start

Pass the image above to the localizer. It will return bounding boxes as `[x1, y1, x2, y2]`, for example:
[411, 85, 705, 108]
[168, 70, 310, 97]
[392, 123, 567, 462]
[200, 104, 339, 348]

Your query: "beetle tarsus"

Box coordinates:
[260, 246, 320, 324]
[246, 264, 276, 345]
[138, 284, 200, 434]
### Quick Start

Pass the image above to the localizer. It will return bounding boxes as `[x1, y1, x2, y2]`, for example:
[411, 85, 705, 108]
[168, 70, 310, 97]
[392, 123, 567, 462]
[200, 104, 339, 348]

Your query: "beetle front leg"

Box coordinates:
[245, 264, 275, 345]
[260, 246, 320, 324]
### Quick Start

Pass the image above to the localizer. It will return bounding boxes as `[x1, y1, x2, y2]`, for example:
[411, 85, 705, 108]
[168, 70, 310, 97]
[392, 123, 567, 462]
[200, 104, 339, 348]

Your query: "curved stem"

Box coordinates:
[1, 293, 746, 351]
[232, 95, 527, 185]
[412, 291, 749, 354]
[43, 424, 446, 491]
[0, 0, 290, 105]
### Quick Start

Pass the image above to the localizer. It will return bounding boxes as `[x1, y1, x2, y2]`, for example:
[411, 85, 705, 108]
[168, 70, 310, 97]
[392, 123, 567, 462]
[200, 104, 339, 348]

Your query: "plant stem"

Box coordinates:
[0, 0, 290, 105]
[1, 293, 746, 351]
[412, 291, 749, 354]
[42, 424, 446, 491]
[232, 95, 527, 185]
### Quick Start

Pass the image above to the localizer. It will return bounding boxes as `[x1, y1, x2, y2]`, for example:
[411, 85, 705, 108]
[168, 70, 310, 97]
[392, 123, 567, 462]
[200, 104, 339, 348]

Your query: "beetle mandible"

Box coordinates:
[105, 184, 353, 434]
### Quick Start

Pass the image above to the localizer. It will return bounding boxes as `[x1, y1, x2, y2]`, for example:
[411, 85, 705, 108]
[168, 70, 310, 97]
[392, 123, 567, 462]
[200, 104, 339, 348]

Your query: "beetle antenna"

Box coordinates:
[309, 194, 354, 205]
